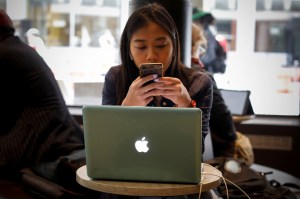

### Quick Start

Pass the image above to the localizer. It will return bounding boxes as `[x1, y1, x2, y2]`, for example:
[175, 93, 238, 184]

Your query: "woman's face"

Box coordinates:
[129, 22, 174, 74]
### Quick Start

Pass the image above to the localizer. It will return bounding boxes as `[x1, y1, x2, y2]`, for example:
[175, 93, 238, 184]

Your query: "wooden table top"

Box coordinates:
[233, 114, 256, 123]
[76, 163, 222, 196]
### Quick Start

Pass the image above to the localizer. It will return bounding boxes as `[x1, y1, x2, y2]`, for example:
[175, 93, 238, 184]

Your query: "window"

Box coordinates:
[3, 0, 299, 115]
[255, 20, 286, 52]
[202, 0, 300, 115]
[3, 0, 123, 105]
[215, 0, 237, 10]
[216, 20, 236, 51]
[256, 0, 300, 11]
[0, 0, 5, 9]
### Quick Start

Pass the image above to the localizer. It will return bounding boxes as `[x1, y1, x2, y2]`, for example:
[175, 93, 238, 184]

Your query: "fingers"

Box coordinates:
[157, 76, 181, 84]
[135, 74, 159, 87]
[155, 78, 180, 93]
[155, 77, 192, 106]
[123, 75, 161, 106]
[125, 75, 191, 107]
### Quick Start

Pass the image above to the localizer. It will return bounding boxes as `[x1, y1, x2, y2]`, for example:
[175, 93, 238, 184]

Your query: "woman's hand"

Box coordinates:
[121, 75, 192, 107]
[121, 74, 162, 106]
[156, 77, 192, 107]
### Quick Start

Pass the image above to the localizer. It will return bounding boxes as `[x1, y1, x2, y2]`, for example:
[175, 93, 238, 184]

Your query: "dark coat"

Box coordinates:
[0, 35, 84, 181]
[192, 62, 237, 157]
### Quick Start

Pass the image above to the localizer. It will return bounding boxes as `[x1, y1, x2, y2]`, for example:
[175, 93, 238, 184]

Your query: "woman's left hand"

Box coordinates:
[156, 77, 192, 107]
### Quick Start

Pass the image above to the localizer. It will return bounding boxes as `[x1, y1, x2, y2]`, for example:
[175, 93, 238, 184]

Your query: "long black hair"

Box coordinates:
[116, 3, 190, 104]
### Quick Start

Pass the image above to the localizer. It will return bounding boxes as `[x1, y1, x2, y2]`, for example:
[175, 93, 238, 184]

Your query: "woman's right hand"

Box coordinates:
[121, 74, 161, 106]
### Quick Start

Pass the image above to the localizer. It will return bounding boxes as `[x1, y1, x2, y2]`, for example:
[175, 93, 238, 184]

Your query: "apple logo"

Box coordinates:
[135, 137, 149, 152]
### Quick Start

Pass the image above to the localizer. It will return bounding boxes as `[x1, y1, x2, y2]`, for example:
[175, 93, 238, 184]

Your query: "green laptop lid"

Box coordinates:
[82, 105, 202, 184]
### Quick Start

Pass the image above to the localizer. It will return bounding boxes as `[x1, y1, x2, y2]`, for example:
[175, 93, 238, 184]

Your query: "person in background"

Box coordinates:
[26, 28, 47, 53]
[191, 23, 207, 69]
[192, 8, 227, 74]
[0, 9, 87, 194]
[102, 3, 213, 198]
[192, 22, 237, 158]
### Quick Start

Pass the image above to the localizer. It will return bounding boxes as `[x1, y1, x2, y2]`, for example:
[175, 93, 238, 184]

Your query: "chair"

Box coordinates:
[203, 132, 214, 161]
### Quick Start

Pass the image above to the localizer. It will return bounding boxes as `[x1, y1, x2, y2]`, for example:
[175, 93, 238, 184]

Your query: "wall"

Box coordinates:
[234, 115, 300, 178]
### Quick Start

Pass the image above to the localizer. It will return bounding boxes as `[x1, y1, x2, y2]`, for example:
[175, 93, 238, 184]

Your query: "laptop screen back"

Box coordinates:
[82, 105, 202, 184]
[220, 89, 252, 116]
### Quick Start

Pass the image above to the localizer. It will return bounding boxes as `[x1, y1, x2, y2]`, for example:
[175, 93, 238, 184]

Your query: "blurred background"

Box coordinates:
[1, 0, 299, 116]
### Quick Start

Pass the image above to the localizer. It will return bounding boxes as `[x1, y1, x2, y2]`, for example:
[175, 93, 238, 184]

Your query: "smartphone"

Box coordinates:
[139, 63, 163, 78]
[139, 63, 163, 86]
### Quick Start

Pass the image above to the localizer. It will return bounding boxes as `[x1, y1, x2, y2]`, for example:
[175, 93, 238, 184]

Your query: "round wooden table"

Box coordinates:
[76, 164, 222, 196]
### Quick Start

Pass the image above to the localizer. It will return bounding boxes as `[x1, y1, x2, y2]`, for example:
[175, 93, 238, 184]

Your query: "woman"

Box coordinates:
[191, 22, 237, 158]
[102, 3, 213, 155]
[192, 9, 227, 74]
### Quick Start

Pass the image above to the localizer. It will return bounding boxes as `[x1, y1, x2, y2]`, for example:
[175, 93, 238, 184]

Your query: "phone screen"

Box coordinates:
[139, 63, 163, 78]
[139, 63, 163, 86]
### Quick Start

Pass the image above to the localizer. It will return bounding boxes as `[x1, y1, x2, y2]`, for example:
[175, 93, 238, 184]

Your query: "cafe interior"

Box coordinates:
[1, 0, 299, 198]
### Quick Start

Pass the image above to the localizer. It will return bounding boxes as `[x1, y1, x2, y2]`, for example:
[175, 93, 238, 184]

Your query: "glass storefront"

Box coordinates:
[1, 0, 299, 115]
[3, 0, 122, 105]
[204, 0, 299, 116]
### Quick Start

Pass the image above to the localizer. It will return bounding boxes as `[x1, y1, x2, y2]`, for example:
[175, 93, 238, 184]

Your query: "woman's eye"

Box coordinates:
[156, 44, 167, 49]
[135, 46, 146, 50]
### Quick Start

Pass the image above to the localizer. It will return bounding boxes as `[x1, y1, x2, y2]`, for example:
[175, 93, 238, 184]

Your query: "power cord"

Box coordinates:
[197, 163, 204, 199]
[198, 163, 250, 199]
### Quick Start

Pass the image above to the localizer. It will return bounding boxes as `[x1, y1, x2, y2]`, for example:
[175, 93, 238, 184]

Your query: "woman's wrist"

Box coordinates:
[191, 99, 196, 107]
[176, 99, 196, 108]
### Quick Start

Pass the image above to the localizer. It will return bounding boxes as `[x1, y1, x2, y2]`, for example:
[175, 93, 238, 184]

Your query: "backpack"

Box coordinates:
[205, 157, 297, 199]
[210, 40, 227, 74]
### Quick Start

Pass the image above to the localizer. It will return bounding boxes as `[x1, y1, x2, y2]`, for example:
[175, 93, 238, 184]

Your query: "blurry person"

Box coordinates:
[26, 28, 48, 58]
[191, 23, 207, 69]
[99, 29, 116, 48]
[192, 23, 237, 157]
[99, 29, 118, 72]
[193, 8, 227, 74]
[0, 9, 85, 185]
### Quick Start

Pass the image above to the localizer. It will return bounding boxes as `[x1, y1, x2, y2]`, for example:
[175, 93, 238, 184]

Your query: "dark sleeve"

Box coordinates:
[209, 75, 237, 141]
[0, 37, 84, 179]
[188, 71, 213, 154]
[102, 66, 118, 105]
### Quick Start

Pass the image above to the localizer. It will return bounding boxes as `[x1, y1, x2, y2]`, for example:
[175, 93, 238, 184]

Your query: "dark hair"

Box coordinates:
[192, 8, 215, 29]
[0, 26, 15, 42]
[117, 3, 189, 104]
[0, 9, 15, 40]
[0, 26, 14, 35]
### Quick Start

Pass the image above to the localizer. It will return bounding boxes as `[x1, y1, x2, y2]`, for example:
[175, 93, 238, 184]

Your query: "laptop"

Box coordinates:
[219, 89, 254, 116]
[82, 105, 202, 184]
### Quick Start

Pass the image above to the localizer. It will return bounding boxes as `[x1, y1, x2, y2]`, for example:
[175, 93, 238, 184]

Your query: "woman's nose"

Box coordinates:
[146, 48, 158, 62]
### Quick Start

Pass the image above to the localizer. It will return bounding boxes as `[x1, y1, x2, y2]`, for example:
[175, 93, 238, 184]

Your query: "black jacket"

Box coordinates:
[192, 62, 237, 157]
[0, 35, 84, 181]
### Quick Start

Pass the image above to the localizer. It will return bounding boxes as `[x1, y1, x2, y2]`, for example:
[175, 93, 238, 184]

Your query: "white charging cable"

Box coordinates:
[199, 163, 250, 199]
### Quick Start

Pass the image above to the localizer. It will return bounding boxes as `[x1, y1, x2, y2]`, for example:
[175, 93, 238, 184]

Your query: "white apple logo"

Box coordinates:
[135, 137, 149, 152]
